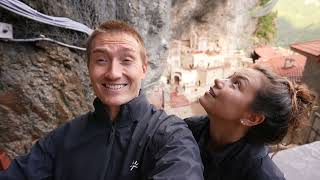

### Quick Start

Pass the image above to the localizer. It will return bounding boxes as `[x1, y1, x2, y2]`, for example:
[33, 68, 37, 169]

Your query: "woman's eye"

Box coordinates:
[233, 80, 241, 88]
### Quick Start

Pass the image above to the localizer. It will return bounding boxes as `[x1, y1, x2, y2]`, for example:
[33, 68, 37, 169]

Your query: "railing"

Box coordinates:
[0, 149, 10, 170]
[305, 112, 320, 143]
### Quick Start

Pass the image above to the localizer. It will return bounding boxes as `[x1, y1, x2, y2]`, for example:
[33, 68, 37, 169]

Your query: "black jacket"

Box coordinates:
[0, 93, 204, 180]
[185, 116, 285, 180]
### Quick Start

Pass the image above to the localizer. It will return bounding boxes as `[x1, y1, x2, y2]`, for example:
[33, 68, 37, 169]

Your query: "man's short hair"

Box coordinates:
[86, 20, 147, 64]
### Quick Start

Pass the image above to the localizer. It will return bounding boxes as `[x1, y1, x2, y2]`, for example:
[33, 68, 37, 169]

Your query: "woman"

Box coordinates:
[185, 65, 316, 180]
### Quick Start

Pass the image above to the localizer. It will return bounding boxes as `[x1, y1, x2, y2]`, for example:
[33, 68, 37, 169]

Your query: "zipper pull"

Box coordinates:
[108, 127, 115, 142]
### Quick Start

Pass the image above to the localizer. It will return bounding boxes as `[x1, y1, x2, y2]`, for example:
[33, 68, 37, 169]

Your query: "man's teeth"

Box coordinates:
[104, 84, 126, 90]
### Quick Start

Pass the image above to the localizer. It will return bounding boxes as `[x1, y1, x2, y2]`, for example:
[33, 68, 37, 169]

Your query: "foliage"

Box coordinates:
[253, 0, 277, 45]
[260, 0, 271, 6]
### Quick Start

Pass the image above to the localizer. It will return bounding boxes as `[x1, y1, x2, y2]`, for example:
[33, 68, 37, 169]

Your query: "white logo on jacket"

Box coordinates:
[130, 160, 139, 171]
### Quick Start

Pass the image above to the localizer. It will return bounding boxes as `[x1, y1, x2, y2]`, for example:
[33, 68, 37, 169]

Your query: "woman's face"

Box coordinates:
[199, 68, 265, 122]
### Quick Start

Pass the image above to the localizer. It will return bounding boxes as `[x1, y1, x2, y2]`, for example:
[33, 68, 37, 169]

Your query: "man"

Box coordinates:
[0, 20, 203, 180]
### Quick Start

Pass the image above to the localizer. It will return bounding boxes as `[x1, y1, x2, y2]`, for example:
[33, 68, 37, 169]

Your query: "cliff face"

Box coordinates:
[171, 0, 259, 52]
[0, 0, 259, 157]
[0, 0, 171, 157]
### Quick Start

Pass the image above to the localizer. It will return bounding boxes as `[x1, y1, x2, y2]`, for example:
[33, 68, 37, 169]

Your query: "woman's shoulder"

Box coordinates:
[248, 156, 285, 180]
[221, 141, 285, 180]
[184, 115, 209, 139]
[244, 144, 285, 180]
[184, 115, 208, 127]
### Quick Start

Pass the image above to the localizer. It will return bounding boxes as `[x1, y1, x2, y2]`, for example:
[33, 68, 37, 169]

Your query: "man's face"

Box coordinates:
[88, 32, 147, 108]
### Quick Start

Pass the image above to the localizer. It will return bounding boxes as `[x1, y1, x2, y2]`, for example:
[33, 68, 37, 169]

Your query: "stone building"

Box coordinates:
[290, 40, 320, 143]
[166, 33, 252, 105]
[290, 40, 320, 105]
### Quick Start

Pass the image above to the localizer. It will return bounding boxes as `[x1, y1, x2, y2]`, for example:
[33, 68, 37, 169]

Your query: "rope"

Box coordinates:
[0, 0, 93, 35]
[0, 36, 86, 51]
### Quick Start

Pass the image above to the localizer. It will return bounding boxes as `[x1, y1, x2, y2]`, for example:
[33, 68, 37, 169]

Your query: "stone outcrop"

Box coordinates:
[0, 41, 92, 157]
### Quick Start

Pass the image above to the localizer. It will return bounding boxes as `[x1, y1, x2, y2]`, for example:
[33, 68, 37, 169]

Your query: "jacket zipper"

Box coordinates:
[100, 126, 115, 180]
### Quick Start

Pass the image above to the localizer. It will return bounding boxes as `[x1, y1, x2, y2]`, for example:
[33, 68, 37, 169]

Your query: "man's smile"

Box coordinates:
[101, 83, 128, 90]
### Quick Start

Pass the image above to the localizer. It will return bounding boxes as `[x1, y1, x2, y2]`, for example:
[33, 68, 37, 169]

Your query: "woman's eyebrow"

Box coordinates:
[227, 72, 236, 79]
[233, 73, 250, 85]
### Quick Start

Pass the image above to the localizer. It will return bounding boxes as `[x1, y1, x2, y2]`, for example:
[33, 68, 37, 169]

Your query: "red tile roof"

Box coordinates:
[256, 54, 306, 82]
[290, 40, 320, 58]
[170, 92, 190, 108]
[254, 46, 282, 59]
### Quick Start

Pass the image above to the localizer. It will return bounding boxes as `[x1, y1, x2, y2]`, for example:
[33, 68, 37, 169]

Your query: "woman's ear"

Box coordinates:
[240, 113, 265, 127]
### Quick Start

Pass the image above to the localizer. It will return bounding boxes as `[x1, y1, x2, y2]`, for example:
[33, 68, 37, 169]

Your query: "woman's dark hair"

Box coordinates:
[246, 65, 317, 145]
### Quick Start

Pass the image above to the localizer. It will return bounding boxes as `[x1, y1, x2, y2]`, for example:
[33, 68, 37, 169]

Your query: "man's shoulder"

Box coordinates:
[144, 107, 189, 134]
[143, 108, 195, 146]
[157, 114, 189, 134]
[41, 112, 92, 148]
[52, 112, 91, 136]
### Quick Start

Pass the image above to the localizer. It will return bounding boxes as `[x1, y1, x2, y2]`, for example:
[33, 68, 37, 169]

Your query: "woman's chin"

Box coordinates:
[199, 95, 205, 106]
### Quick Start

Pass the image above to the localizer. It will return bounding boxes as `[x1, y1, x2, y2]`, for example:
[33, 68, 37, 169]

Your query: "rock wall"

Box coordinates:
[171, 0, 259, 53]
[0, 42, 91, 157]
[0, 0, 171, 158]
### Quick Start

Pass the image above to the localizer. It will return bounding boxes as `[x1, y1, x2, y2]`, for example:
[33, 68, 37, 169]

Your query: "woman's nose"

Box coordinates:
[214, 78, 225, 89]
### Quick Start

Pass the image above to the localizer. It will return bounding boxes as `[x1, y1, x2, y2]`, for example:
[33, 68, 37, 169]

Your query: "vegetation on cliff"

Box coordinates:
[253, 0, 277, 44]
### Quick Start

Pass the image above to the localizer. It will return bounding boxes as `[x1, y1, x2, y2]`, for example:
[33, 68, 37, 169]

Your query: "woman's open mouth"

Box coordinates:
[209, 87, 216, 98]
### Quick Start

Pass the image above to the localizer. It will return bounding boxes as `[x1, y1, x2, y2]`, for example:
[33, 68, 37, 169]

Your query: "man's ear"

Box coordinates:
[240, 113, 265, 127]
[141, 62, 148, 79]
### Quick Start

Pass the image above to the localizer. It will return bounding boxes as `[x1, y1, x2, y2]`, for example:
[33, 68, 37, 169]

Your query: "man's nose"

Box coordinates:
[106, 61, 122, 80]
[214, 78, 225, 89]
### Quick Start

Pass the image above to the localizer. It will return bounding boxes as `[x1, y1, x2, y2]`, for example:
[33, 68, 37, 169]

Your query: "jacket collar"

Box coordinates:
[93, 90, 150, 127]
[65, 90, 151, 150]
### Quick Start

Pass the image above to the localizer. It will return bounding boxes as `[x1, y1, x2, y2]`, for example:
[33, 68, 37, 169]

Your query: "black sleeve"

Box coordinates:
[0, 124, 66, 180]
[149, 116, 204, 180]
[246, 156, 286, 180]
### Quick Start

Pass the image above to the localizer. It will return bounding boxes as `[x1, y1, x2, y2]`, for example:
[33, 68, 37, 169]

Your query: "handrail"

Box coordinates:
[0, 36, 86, 51]
[0, 0, 93, 35]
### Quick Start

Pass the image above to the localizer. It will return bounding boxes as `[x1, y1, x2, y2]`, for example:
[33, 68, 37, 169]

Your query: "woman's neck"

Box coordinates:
[207, 115, 248, 150]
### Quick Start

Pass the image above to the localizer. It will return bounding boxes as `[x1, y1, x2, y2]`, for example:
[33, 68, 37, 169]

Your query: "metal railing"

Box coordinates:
[305, 112, 320, 143]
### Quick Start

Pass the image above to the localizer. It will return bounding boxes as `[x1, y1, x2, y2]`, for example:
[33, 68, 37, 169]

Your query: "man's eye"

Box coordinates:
[122, 58, 132, 64]
[97, 59, 108, 64]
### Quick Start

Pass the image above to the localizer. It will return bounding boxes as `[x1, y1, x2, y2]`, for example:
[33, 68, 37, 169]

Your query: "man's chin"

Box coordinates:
[100, 97, 129, 107]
